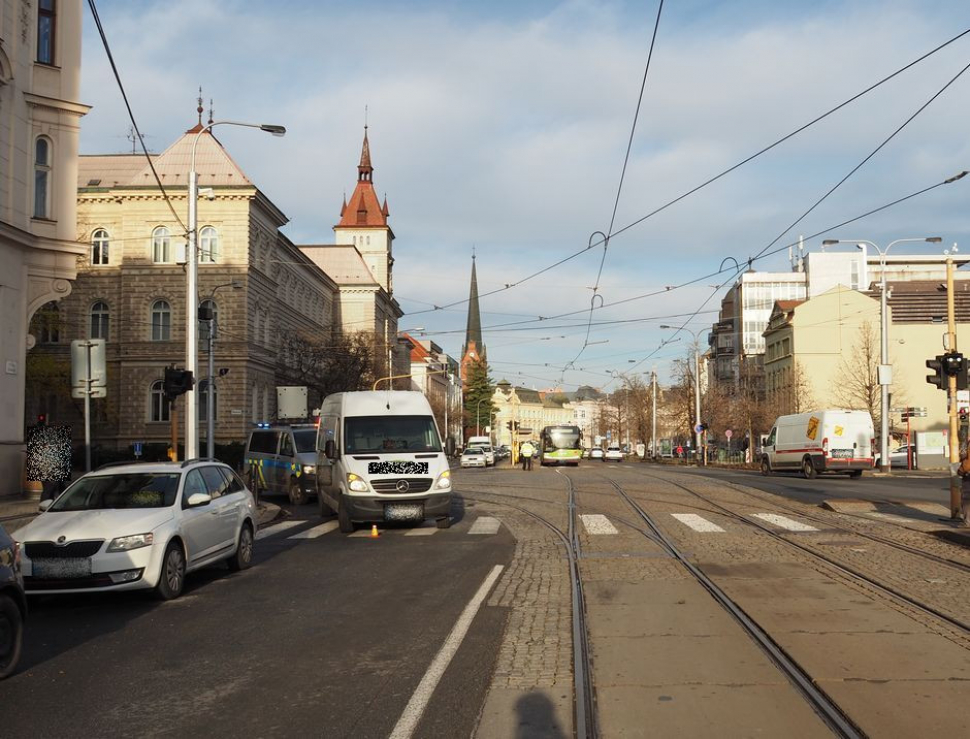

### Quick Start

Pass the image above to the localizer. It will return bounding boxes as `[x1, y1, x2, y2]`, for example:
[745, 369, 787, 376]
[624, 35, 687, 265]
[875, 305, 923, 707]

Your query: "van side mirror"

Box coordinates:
[445, 438, 456, 457]
[325, 439, 336, 460]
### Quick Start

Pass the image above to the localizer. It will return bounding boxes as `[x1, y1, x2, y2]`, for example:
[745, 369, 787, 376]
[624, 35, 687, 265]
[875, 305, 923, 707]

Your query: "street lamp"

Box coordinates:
[821, 236, 941, 473]
[660, 325, 707, 464]
[475, 396, 492, 437]
[201, 280, 242, 458]
[186, 120, 285, 458]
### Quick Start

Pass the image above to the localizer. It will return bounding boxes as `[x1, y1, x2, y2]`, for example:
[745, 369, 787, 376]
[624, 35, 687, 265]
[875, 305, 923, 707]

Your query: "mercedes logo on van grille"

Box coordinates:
[395, 479, 411, 493]
[57, 536, 67, 544]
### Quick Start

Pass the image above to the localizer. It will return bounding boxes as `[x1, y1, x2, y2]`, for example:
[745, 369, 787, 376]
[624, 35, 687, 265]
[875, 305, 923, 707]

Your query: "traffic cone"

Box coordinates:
[370, 524, 380, 538]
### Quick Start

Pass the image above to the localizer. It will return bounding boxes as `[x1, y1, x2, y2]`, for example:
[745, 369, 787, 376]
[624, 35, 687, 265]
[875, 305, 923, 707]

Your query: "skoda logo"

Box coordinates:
[56, 535, 66, 544]
[395, 479, 410, 493]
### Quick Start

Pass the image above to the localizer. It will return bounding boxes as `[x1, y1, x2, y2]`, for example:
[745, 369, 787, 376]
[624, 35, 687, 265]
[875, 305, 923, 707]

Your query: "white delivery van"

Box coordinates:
[761, 410, 874, 479]
[315, 391, 454, 532]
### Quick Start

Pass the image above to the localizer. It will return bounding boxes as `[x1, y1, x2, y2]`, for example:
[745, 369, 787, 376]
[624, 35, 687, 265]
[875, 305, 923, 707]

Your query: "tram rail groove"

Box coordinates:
[598, 475, 865, 739]
[633, 467, 970, 635]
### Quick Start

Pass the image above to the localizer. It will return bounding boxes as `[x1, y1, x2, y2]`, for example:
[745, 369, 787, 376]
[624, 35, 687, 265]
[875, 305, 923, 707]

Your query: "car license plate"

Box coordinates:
[32, 558, 92, 579]
[385, 503, 424, 521]
[830, 449, 853, 459]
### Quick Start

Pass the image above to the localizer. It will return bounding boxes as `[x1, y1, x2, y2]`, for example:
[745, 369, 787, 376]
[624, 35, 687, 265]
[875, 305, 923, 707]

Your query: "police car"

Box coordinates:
[243, 423, 318, 505]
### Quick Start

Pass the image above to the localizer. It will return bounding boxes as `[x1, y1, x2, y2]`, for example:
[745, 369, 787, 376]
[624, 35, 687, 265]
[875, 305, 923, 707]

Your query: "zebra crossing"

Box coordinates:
[578, 511, 820, 536]
[256, 516, 503, 542]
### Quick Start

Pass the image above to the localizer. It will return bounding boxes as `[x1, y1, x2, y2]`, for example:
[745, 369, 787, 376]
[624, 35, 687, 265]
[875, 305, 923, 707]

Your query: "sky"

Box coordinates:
[78, 0, 970, 390]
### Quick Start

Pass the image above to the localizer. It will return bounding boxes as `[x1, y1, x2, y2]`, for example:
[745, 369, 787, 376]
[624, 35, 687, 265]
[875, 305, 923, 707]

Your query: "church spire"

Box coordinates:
[462, 251, 485, 362]
[358, 125, 373, 182]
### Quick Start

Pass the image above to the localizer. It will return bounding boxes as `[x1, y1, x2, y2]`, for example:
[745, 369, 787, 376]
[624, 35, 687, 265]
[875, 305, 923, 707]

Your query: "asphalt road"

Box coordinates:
[0, 498, 514, 738]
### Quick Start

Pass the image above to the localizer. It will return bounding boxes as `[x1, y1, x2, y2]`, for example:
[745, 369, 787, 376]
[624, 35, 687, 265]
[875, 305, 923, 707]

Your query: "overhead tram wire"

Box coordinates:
[577, 0, 666, 360]
[402, 27, 970, 321]
[86, 0, 187, 232]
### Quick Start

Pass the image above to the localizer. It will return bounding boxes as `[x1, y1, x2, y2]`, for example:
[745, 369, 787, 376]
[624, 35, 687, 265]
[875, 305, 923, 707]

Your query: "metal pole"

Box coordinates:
[694, 346, 702, 464]
[186, 168, 198, 460]
[444, 372, 449, 449]
[878, 257, 890, 473]
[84, 342, 92, 472]
[206, 317, 215, 459]
[946, 257, 962, 520]
[651, 371, 657, 458]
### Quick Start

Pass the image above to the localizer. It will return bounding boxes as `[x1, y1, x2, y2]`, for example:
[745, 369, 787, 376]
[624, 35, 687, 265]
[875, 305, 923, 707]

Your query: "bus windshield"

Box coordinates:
[344, 415, 442, 454]
[542, 426, 582, 451]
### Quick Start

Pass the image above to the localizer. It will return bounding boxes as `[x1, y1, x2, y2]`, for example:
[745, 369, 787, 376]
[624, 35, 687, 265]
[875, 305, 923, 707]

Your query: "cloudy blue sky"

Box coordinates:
[79, 1, 970, 389]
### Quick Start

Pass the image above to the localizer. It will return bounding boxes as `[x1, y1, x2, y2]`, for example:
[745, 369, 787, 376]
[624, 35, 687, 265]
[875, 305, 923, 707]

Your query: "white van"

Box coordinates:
[761, 410, 874, 478]
[315, 391, 454, 532]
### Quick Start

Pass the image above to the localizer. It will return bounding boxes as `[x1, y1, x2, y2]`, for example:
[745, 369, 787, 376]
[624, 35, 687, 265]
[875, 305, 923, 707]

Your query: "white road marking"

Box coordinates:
[288, 521, 339, 539]
[389, 564, 504, 739]
[670, 513, 725, 533]
[468, 516, 501, 535]
[579, 514, 618, 535]
[255, 520, 306, 540]
[404, 527, 439, 536]
[751, 513, 818, 532]
[866, 512, 913, 524]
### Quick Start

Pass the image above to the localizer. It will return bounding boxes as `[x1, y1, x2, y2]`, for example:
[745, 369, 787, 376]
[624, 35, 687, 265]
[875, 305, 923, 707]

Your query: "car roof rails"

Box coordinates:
[180, 457, 222, 468]
[96, 460, 149, 471]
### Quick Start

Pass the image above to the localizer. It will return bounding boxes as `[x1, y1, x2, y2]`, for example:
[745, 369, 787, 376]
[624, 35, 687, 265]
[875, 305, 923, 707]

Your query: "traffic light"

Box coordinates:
[946, 352, 970, 391]
[164, 367, 195, 400]
[926, 355, 945, 390]
[36, 413, 47, 426]
[506, 421, 513, 431]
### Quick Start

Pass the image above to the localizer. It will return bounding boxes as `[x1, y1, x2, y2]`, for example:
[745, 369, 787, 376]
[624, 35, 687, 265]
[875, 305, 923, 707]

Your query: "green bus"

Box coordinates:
[538, 425, 583, 466]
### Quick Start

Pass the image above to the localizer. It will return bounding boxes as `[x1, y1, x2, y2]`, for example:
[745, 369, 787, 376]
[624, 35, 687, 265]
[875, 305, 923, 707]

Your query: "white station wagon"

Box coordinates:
[17, 461, 256, 600]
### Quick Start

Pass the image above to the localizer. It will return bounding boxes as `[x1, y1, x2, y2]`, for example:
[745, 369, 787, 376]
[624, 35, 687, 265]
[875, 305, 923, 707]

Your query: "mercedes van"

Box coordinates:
[761, 410, 874, 478]
[315, 391, 454, 532]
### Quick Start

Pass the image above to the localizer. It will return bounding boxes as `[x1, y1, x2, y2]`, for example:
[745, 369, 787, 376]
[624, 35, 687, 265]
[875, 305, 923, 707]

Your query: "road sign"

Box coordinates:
[71, 339, 107, 399]
[725, 429, 733, 440]
[133, 441, 143, 458]
[695, 424, 704, 434]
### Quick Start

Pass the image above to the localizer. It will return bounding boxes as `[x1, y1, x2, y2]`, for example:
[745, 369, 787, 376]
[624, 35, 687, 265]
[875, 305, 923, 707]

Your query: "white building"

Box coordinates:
[0, 0, 88, 494]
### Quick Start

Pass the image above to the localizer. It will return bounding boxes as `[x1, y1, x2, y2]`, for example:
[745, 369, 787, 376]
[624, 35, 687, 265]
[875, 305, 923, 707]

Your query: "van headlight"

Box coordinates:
[302, 465, 315, 475]
[347, 473, 369, 492]
[107, 533, 154, 552]
[435, 469, 452, 490]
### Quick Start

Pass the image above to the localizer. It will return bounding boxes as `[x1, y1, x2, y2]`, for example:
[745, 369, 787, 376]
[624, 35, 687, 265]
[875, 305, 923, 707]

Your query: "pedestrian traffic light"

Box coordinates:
[926, 355, 945, 390]
[164, 367, 195, 399]
[36, 413, 47, 426]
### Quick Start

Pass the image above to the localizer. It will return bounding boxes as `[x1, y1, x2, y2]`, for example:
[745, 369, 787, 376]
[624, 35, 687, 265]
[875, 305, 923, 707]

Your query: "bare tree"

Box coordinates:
[834, 321, 902, 429]
[277, 329, 381, 411]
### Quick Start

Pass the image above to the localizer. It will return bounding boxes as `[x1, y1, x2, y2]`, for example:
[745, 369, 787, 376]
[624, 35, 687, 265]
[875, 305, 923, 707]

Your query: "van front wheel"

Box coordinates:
[337, 495, 355, 533]
[760, 457, 771, 476]
[802, 456, 817, 479]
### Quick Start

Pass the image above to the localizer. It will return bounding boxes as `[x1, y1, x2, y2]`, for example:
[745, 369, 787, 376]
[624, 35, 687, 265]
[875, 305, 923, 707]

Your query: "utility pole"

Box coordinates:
[946, 257, 963, 521]
[651, 370, 658, 458]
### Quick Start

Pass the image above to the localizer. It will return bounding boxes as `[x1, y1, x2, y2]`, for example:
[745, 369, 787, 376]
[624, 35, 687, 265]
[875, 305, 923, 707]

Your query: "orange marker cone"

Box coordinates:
[370, 524, 380, 538]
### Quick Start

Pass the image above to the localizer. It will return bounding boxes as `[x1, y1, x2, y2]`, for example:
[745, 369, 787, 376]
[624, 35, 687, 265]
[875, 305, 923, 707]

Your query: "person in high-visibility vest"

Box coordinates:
[520, 440, 536, 470]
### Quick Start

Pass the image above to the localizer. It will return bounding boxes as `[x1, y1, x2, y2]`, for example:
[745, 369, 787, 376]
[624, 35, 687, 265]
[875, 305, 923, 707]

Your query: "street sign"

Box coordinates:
[71, 339, 107, 398]
[694, 424, 704, 434]
[133, 441, 143, 458]
[725, 429, 733, 440]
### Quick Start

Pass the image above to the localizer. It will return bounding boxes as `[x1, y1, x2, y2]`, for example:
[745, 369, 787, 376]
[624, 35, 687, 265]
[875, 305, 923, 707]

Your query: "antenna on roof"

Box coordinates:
[197, 86, 204, 126]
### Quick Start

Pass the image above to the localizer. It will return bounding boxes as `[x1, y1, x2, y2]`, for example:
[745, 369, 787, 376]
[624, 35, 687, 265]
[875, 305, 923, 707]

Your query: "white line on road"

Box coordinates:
[751, 513, 818, 532]
[468, 516, 501, 535]
[254, 520, 306, 541]
[404, 527, 439, 536]
[579, 514, 619, 535]
[389, 564, 504, 739]
[288, 521, 339, 539]
[671, 513, 725, 533]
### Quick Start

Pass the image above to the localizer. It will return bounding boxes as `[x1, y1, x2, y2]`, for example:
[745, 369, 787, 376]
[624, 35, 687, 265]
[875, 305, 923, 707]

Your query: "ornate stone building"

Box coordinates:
[0, 0, 88, 492]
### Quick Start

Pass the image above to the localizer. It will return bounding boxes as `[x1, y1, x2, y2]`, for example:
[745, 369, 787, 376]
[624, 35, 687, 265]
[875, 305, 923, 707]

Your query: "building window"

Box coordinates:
[199, 226, 219, 263]
[90, 301, 109, 340]
[199, 299, 217, 342]
[91, 229, 109, 265]
[34, 301, 61, 344]
[33, 137, 51, 219]
[37, 0, 56, 65]
[151, 300, 171, 341]
[198, 380, 217, 422]
[152, 226, 172, 263]
[150, 380, 170, 422]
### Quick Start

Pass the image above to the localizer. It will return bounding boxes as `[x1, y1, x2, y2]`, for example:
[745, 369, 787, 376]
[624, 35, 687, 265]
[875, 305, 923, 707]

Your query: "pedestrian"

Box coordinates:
[520, 440, 535, 471]
[958, 440, 970, 519]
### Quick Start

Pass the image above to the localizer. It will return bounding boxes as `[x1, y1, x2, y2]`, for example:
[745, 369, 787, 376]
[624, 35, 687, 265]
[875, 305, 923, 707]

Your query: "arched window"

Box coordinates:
[151, 300, 171, 341]
[34, 301, 61, 344]
[199, 299, 217, 342]
[33, 137, 51, 219]
[91, 229, 109, 265]
[199, 226, 219, 264]
[152, 226, 171, 263]
[198, 379, 217, 422]
[150, 380, 170, 422]
[90, 301, 109, 340]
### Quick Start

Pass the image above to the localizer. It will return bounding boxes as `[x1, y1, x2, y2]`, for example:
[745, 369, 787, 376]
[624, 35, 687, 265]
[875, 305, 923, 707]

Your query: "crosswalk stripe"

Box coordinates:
[751, 513, 818, 532]
[288, 521, 340, 539]
[670, 513, 724, 533]
[579, 514, 618, 535]
[255, 520, 306, 540]
[468, 517, 501, 535]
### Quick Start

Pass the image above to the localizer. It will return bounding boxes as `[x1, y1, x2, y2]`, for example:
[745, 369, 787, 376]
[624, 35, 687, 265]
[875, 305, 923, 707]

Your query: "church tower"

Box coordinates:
[333, 126, 395, 293]
[460, 253, 486, 384]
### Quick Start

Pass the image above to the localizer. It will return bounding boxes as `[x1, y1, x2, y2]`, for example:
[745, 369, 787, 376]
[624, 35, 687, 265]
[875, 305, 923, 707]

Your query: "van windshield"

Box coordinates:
[344, 416, 442, 454]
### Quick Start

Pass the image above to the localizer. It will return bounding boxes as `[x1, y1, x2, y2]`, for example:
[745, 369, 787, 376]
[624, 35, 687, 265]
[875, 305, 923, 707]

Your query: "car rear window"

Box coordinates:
[249, 431, 279, 454]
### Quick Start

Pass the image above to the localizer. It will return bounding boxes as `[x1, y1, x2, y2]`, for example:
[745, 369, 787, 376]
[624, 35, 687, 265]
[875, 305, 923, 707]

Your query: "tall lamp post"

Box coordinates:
[201, 280, 242, 458]
[660, 325, 707, 464]
[822, 237, 941, 474]
[185, 119, 285, 458]
[475, 396, 493, 438]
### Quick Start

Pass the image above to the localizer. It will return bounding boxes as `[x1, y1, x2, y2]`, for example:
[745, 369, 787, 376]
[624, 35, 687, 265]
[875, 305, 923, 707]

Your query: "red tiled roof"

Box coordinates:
[337, 181, 387, 228]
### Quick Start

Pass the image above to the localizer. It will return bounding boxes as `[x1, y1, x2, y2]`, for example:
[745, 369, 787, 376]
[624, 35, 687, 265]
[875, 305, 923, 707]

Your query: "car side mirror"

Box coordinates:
[38, 499, 53, 512]
[325, 439, 336, 460]
[187, 492, 212, 507]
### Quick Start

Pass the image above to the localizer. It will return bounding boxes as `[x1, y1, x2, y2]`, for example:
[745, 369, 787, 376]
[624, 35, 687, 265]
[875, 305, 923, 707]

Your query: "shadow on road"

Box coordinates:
[515, 691, 566, 739]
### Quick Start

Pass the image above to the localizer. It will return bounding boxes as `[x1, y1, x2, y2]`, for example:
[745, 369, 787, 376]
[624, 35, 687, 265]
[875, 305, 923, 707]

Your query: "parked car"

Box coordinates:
[460, 448, 487, 468]
[605, 445, 624, 462]
[0, 523, 26, 679]
[877, 444, 917, 469]
[243, 423, 318, 505]
[16, 460, 257, 600]
[590, 448, 605, 460]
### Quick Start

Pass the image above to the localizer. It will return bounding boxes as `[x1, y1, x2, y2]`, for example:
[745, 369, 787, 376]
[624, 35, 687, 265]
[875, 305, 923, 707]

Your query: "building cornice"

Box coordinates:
[23, 92, 91, 117]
